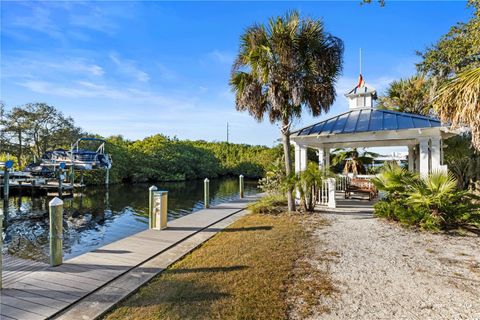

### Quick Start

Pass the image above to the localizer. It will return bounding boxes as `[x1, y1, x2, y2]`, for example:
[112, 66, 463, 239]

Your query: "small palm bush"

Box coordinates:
[373, 164, 480, 230]
[295, 162, 324, 212]
[372, 162, 417, 198]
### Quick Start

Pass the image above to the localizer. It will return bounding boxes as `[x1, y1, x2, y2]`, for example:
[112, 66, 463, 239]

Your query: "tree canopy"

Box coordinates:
[377, 75, 432, 116]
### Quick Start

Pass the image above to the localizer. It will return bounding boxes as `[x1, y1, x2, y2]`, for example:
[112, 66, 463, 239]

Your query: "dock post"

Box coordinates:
[204, 178, 210, 208]
[70, 166, 75, 187]
[239, 174, 244, 198]
[149, 185, 158, 229]
[49, 197, 63, 267]
[58, 170, 63, 197]
[152, 191, 168, 230]
[3, 167, 9, 199]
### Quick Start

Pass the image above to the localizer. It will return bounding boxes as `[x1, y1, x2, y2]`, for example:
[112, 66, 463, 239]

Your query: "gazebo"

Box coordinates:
[290, 78, 459, 178]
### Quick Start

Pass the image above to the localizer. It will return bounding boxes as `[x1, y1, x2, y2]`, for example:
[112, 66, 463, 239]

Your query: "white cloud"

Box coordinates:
[109, 53, 150, 82]
[10, 5, 64, 40]
[207, 50, 235, 64]
[1, 56, 104, 79]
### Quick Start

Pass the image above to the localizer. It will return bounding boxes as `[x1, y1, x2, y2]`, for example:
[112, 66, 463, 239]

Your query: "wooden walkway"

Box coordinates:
[1, 195, 259, 320]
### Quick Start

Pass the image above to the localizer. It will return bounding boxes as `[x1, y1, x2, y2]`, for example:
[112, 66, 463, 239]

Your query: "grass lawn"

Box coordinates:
[103, 212, 333, 320]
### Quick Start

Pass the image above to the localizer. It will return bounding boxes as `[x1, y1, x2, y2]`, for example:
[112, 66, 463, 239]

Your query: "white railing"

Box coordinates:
[318, 178, 337, 208]
[336, 174, 350, 191]
[318, 179, 329, 205]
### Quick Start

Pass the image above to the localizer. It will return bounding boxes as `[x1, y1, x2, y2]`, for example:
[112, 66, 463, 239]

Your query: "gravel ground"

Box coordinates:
[312, 206, 480, 320]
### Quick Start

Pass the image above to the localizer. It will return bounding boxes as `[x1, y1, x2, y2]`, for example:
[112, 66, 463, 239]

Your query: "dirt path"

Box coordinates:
[313, 208, 480, 320]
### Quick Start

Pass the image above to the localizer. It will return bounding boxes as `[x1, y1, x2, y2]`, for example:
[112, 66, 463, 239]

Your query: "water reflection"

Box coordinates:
[1, 178, 257, 262]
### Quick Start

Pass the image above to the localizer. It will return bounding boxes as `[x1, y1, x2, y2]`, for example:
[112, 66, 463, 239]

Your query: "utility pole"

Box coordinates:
[226, 122, 229, 143]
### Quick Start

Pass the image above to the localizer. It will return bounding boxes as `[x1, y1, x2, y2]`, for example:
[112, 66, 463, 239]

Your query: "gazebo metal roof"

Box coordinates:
[294, 108, 443, 137]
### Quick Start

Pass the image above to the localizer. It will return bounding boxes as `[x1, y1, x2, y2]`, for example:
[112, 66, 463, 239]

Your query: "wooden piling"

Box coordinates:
[58, 169, 63, 197]
[3, 167, 9, 199]
[239, 174, 244, 198]
[49, 197, 63, 266]
[204, 178, 210, 208]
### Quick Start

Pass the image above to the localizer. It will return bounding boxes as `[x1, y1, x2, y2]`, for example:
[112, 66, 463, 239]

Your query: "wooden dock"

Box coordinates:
[1, 195, 259, 320]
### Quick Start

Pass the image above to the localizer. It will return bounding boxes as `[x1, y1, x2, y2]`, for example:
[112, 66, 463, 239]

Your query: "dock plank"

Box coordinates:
[1, 294, 60, 317]
[0, 303, 46, 320]
[1, 289, 67, 310]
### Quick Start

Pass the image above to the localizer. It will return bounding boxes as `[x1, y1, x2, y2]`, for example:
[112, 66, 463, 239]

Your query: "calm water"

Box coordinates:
[1, 177, 258, 262]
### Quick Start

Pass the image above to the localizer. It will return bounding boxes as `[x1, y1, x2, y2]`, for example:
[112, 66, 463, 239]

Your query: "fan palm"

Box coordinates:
[433, 67, 480, 151]
[230, 11, 343, 211]
[408, 171, 459, 218]
[377, 75, 433, 116]
[371, 162, 417, 198]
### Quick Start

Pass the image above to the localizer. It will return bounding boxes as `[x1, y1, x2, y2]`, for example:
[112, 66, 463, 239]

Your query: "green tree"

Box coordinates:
[0, 106, 31, 166]
[0, 103, 83, 166]
[377, 75, 432, 116]
[24, 103, 83, 159]
[433, 67, 480, 151]
[230, 11, 344, 211]
[416, 0, 479, 80]
[331, 148, 379, 175]
[444, 134, 480, 190]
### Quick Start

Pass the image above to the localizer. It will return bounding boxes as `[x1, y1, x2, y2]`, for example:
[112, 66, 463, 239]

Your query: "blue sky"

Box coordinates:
[0, 1, 473, 147]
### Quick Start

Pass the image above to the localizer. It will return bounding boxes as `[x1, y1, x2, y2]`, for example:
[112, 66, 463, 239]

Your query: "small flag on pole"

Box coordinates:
[357, 74, 365, 88]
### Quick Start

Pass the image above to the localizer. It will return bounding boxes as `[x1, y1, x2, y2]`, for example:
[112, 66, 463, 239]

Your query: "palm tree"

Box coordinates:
[433, 66, 480, 151]
[230, 11, 344, 211]
[331, 148, 379, 175]
[377, 75, 432, 116]
[371, 162, 418, 199]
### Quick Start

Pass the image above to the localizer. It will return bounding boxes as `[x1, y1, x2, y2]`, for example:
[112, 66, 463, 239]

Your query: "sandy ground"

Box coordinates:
[312, 206, 480, 320]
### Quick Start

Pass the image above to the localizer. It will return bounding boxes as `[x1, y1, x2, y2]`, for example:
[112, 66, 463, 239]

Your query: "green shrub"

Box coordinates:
[250, 194, 287, 215]
[373, 163, 480, 230]
[374, 199, 439, 230]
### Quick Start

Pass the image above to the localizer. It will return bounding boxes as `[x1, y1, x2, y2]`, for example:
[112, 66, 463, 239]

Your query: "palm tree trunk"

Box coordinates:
[281, 126, 295, 212]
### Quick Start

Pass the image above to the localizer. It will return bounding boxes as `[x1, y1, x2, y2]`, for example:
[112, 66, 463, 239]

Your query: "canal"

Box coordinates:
[1, 177, 258, 262]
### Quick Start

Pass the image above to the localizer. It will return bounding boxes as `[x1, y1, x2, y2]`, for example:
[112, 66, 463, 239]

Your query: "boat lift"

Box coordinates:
[2, 138, 113, 198]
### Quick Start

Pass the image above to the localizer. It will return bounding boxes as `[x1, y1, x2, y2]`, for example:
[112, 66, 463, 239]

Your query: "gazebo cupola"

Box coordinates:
[345, 75, 377, 109]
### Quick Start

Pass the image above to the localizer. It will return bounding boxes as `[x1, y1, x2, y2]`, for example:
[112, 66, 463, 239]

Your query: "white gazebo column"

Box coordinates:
[430, 138, 441, 172]
[318, 148, 324, 170]
[418, 138, 430, 177]
[408, 145, 415, 172]
[415, 144, 420, 173]
[294, 143, 307, 174]
[324, 148, 330, 171]
[294, 143, 307, 200]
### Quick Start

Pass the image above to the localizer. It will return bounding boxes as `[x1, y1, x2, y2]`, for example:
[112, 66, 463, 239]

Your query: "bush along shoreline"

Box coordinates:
[372, 163, 480, 232]
[82, 135, 282, 185]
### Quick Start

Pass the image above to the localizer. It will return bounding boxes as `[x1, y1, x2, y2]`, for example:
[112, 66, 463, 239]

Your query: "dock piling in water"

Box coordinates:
[204, 178, 210, 208]
[239, 174, 244, 198]
[49, 197, 64, 267]
[3, 167, 9, 199]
